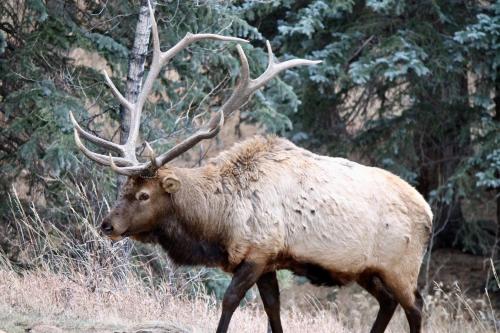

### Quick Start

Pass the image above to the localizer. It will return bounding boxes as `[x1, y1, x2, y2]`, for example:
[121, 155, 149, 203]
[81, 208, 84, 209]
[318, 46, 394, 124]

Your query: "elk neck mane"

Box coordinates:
[157, 135, 288, 242]
[143, 135, 294, 270]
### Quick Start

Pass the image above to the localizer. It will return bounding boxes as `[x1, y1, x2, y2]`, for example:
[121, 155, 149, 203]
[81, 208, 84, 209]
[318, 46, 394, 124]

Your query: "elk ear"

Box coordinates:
[161, 175, 181, 193]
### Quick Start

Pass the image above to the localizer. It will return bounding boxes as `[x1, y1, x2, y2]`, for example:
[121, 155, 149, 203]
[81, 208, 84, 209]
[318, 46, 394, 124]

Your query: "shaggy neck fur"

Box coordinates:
[166, 166, 228, 241]
[154, 214, 230, 269]
[142, 167, 232, 269]
[149, 136, 284, 269]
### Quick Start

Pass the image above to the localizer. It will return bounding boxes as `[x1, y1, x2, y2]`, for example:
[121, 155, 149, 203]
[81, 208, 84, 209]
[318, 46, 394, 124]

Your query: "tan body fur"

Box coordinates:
[154, 135, 432, 307]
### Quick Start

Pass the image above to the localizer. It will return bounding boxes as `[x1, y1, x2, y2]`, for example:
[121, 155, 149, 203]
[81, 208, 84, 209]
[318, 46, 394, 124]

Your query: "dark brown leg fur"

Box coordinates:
[358, 275, 398, 333]
[403, 290, 423, 333]
[257, 271, 283, 333]
[216, 261, 264, 333]
[377, 275, 424, 333]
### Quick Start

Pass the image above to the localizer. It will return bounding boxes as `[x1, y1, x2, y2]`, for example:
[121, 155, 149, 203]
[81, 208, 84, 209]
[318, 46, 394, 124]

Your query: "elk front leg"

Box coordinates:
[216, 261, 264, 333]
[257, 271, 283, 333]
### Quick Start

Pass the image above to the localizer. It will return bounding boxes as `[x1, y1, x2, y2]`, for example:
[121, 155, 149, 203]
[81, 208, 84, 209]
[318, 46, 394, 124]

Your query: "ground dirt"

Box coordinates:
[422, 249, 492, 295]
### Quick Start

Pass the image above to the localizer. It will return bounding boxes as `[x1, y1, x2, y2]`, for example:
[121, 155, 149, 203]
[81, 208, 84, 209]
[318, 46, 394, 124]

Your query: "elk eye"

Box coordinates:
[136, 192, 150, 201]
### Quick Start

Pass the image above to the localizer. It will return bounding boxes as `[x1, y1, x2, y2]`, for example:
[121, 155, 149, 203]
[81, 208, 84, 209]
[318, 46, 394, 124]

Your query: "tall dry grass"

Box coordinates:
[0, 182, 497, 332]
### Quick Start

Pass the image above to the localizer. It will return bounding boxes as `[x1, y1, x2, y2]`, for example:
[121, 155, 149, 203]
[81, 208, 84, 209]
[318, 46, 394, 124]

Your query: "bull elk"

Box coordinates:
[70, 3, 432, 333]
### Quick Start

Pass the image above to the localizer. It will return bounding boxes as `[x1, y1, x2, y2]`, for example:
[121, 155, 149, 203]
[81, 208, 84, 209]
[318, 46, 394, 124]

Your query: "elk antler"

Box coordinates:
[70, 1, 320, 176]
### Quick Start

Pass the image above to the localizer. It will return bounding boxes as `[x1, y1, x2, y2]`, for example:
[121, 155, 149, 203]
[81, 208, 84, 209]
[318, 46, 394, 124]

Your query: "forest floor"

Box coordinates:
[421, 249, 495, 301]
[1, 248, 497, 333]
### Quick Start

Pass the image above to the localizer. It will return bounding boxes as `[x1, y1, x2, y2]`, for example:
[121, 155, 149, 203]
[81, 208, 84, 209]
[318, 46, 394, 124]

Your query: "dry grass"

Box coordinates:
[0, 269, 344, 333]
[0, 183, 497, 332]
[0, 268, 496, 333]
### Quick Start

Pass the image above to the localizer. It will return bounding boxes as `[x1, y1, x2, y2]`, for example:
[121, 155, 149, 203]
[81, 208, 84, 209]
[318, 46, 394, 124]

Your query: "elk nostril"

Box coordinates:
[101, 222, 113, 234]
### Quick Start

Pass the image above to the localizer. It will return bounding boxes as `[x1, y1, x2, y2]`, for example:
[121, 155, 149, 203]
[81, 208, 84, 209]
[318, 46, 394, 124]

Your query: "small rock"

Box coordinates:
[130, 324, 189, 333]
[26, 324, 64, 333]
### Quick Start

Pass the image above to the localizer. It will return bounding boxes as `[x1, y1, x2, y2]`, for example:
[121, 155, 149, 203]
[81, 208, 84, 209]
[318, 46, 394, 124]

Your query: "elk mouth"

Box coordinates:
[102, 226, 130, 241]
[108, 231, 128, 241]
[108, 228, 131, 239]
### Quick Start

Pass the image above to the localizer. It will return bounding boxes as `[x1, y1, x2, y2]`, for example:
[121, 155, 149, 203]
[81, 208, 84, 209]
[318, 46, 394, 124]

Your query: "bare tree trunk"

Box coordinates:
[115, 0, 156, 277]
[118, 0, 156, 190]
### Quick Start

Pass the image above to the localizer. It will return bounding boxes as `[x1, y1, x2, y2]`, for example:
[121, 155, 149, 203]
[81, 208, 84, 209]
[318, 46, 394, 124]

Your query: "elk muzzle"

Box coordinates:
[100, 214, 127, 240]
[100, 218, 114, 235]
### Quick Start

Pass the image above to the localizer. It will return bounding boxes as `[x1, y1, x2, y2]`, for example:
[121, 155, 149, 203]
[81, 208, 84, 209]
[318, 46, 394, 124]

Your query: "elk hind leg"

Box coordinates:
[403, 290, 423, 333]
[358, 274, 398, 333]
[257, 271, 283, 333]
[383, 275, 423, 333]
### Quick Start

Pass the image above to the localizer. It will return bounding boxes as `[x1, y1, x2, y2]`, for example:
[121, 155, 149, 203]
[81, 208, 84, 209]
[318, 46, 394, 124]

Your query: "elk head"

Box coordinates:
[70, 2, 320, 239]
[99, 169, 181, 240]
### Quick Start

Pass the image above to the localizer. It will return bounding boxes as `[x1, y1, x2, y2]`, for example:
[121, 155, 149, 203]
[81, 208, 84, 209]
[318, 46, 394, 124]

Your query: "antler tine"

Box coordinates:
[153, 111, 224, 166]
[144, 141, 159, 168]
[251, 40, 321, 92]
[218, 44, 251, 117]
[148, 0, 161, 63]
[108, 154, 145, 176]
[69, 112, 124, 154]
[71, 107, 140, 167]
[102, 71, 135, 112]
[72, 127, 134, 167]
[152, 42, 320, 167]
[220, 42, 321, 118]
[252, 40, 321, 91]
